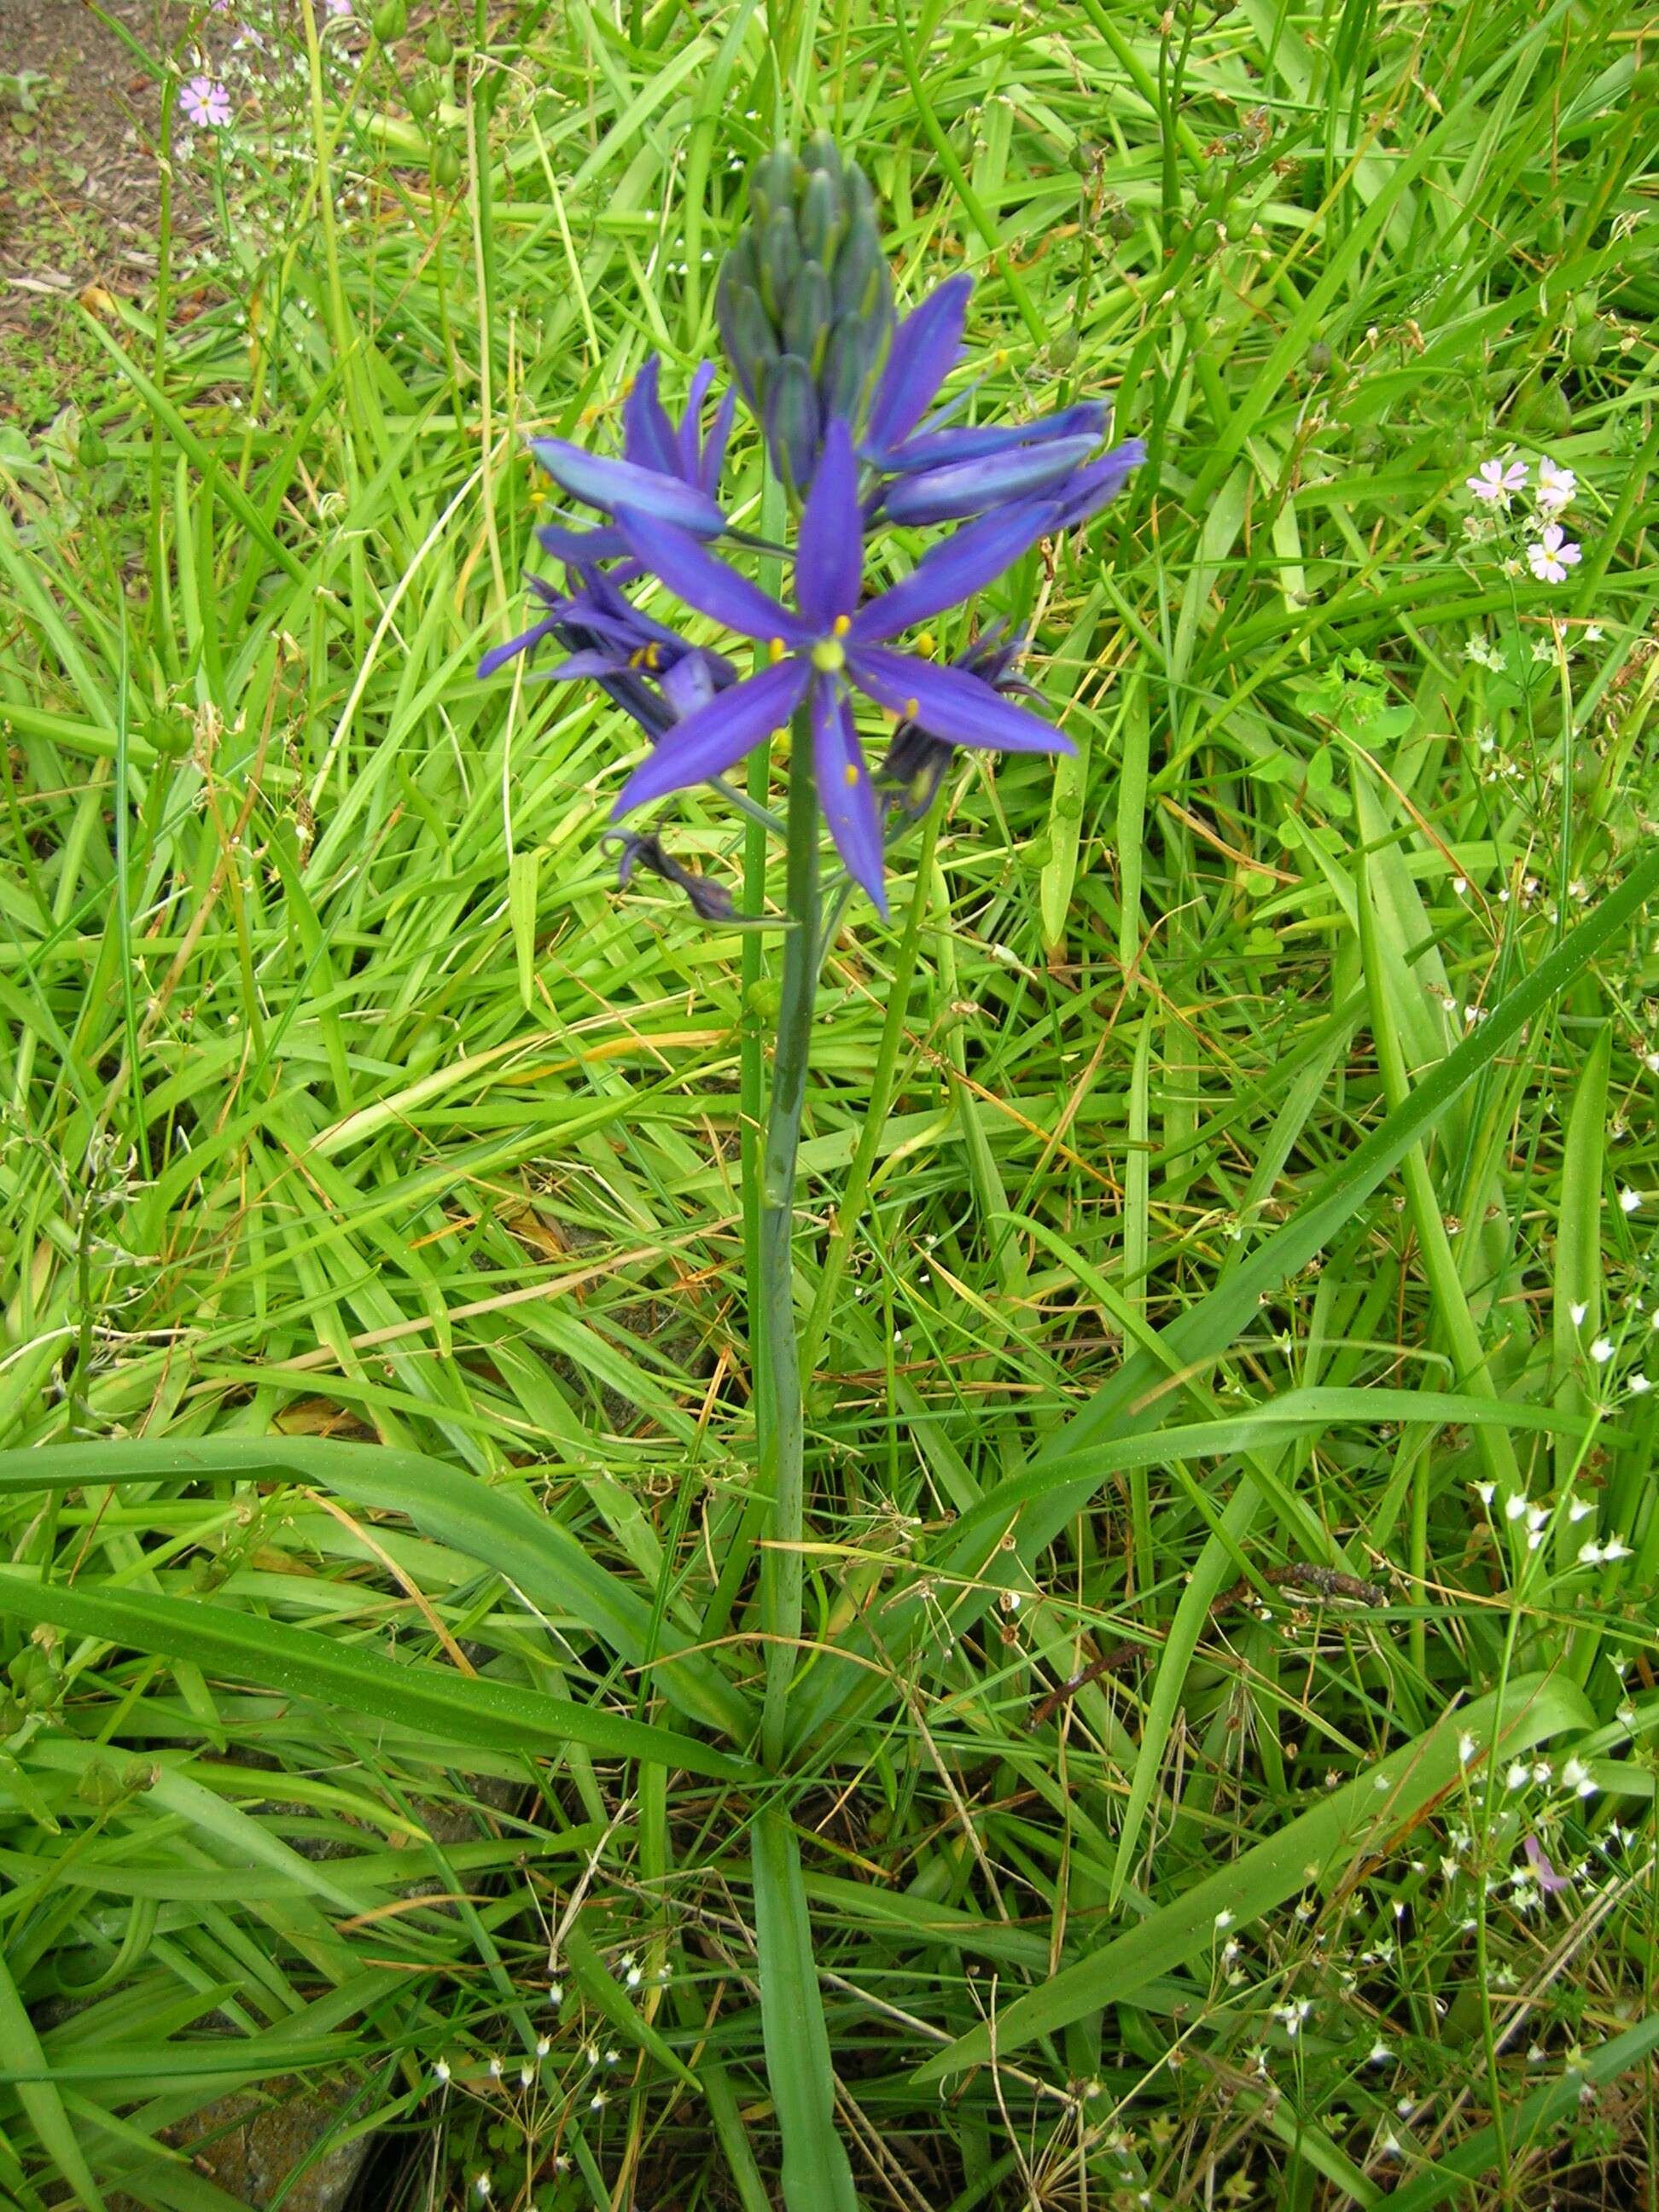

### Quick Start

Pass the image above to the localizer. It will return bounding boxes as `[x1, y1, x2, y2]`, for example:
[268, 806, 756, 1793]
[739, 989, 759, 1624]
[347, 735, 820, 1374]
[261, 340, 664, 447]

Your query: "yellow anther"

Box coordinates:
[767, 637, 787, 664]
[843, 763, 859, 788]
[915, 630, 935, 657]
[810, 637, 846, 673]
[831, 613, 852, 637]
[905, 697, 920, 720]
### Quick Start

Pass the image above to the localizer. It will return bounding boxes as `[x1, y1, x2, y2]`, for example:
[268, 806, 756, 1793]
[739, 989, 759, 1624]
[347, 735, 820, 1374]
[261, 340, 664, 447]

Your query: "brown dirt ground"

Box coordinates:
[0, 0, 223, 417]
[0, 0, 216, 311]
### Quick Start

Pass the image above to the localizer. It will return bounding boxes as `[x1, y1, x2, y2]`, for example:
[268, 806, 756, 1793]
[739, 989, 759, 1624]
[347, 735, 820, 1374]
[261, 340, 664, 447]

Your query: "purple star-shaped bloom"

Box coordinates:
[859, 275, 1141, 524]
[477, 567, 736, 739]
[531, 358, 736, 562]
[611, 418, 1082, 916]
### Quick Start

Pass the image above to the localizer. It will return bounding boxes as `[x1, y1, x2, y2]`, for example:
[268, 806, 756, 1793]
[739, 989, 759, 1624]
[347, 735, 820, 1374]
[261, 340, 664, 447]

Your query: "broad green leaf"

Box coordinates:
[0, 1572, 756, 1784]
[751, 1811, 859, 2212]
[0, 1439, 753, 1742]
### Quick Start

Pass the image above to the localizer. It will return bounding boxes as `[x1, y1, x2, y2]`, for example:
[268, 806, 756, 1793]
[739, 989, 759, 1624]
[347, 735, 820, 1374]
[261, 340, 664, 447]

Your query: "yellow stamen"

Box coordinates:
[831, 613, 852, 637]
[915, 630, 935, 657]
[905, 697, 920, 720]
[767, 637, 787, 664]
[843, 763, 859, 788]
[811, 638, 845, 673]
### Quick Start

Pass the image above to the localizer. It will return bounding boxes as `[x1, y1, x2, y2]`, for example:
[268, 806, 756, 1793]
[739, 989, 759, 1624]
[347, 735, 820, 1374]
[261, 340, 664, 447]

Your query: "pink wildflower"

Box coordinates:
[179, 75, 232, 129]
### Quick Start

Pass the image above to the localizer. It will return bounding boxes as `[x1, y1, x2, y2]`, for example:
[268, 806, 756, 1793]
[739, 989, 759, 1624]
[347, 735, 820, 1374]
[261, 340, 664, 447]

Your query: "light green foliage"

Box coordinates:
[1, 0, 1656, 2204]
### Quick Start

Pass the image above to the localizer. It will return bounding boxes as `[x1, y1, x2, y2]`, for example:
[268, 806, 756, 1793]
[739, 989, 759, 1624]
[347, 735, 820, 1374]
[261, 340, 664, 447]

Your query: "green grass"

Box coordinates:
[3, 0, 1658, 2205]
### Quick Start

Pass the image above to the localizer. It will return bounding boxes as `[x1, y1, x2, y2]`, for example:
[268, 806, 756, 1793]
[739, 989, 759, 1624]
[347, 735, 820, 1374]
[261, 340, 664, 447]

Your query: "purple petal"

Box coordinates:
[612, 658, 811, 814]
[478, 614, 562, 678]
[701, 388, 737, 498]
[882, 401, 1108, 473]
[622, 358, 681, 478]
[849, 500, 1058, 645]
[1523, 1835, 1569, 1895]
[532, 649, 627, 682]
[660, 651, 720, 719]
[795, 417, 863, 629]
[864, 275, 972, 457]
[678, 362, 717, 480]
[535, 520, 630, 562]
[530, 438, 725, 535]
[810, 675, 886, 917]
[882, 434, 1101, 526]
[614, 513, 806, 645]
[1050, 439, 1146, 527]
[847, 644, 1074, 757]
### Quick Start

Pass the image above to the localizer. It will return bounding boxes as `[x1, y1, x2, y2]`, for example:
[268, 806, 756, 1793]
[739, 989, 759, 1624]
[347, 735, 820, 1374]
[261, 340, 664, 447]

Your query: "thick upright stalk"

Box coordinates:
[800, 800, 940, 1380]
[759, 713, 819, 1767]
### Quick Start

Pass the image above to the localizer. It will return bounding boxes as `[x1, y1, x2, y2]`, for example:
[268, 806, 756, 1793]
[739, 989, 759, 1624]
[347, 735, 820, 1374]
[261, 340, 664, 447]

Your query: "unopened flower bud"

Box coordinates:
[716, 137, 894, 492]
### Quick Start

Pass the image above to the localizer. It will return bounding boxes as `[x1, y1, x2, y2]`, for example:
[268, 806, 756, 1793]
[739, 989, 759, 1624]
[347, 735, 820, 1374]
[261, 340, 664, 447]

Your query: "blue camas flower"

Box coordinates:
[481, 138, 1146, 924]
[608, 419, 1082, 916]
[478, 565, 736, 740]
[531, 357, 735, 562]
[876, 622, 1041, 819]
[863, 273, 1140, 523]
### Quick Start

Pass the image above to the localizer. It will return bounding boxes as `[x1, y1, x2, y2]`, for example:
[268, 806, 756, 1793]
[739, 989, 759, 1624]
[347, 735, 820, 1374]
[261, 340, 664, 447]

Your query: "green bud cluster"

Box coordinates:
[715, 134, 894, 495]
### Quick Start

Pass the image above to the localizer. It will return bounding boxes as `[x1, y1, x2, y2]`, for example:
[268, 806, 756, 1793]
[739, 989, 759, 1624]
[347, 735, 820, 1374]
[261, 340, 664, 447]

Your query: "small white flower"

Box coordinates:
[1601, 1537, 1632, 1562]
[1578, 1540, 1605, 1567]
[433, 2059, 451, 2085]
[1458, 1731, 1477, 1764]
[590, 2089, 606, 2111]
[474, 2179, 492, 2202]
[1630, 1374, 1652, 1396]
[1453, 875, 1469, 894]
[1536, 456, 1576, 511]
[1468, 457, 1527, 504]
[535, 2035, 550, 2057]
[1474, 1481, 1495, 1505]
[1527, 523, 1583, 584]
[1369, 2040, 1394, 2064]
[1214, 1909, 1234, 1930]
[1505, 1760, 1531, 1790]
[1569, 1301, 1588, 1327]
[1561, 1757, 1594, 1795]
[1569, 1494, 1594, 1522]
[1504, 1491, 1528, 1522]
[487, 2056, 503, 2080]
[549, 1981, 564, 2006]
[1526, 1502, 1549, 1532]
[1621, 1187, 1644, 1214]
[605, 2048, 620, 2067]
[518, 2064, 533, 2087]
[1590, 1337, 1615, 1365]
[1381, 2133, 1404, 2157]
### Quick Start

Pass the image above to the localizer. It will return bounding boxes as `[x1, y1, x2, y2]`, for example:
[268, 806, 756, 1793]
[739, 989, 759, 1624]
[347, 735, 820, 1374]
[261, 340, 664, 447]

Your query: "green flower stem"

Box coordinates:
[759, 711, 819, 1768]
[800, 797, 941, 1382]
